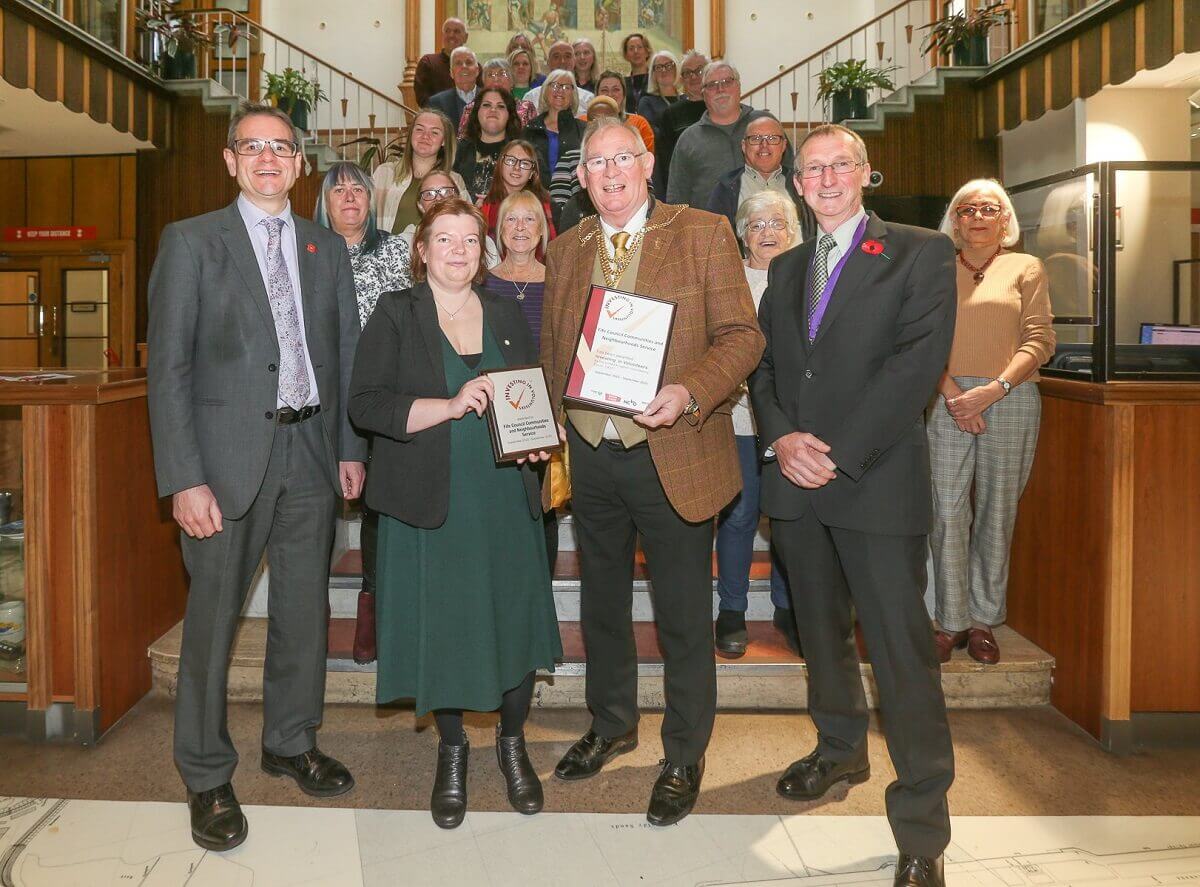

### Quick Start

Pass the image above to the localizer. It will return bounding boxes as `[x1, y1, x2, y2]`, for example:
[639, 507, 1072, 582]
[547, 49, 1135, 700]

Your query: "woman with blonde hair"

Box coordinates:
[572, 37, 600, 93]
[929, 178, 1056, 666]
[372, 109, 467, 233]
[523, 69, 586, 220]
[477, 139, 556, 249]
[637, 50, 680, 137]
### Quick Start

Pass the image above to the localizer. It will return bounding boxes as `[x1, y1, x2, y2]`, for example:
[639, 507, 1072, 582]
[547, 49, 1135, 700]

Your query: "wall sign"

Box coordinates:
[2, 227, 98, 242]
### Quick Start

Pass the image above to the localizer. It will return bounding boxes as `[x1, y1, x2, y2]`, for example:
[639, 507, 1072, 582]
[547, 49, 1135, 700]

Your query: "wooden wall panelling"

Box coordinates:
[1130, 404, 1200, 712]
[25, 158, 73, 227]
[1077, 26, 1102, 99]
[72, 156, 122, 240]
[0, 161, 26, 228]
[1100, 404, 1134, 727]
[1008, 394, 1109, 738]
[132, 86, 149, 142]
[3, 11, 29, 90]
[1002, 68, 1021, 132]
[94, 397, 187, 732]
[980, 80, 1000, 139]
[110, 70, 130, 134]
[44, 404, 78, 699]
[62, 42, 84, 113]
[87, 61, 107, 124]
[1025, 53, 1045, 121]
[1107, 5, 1137, 85]
[69, 405, 98, 712]
[1143, 0, 1175, 69]
[1049, 41, 1073, 111]
[119, 156, 137, 240]
[33, 24, 57, 102]
[21, 406, 53, 710]
[1187, 0, 1200, 50]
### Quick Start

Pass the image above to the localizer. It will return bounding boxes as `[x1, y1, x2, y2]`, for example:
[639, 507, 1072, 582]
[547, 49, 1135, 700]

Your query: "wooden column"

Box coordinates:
[709, 0, 724, 59]
[402, 0, 421, 108]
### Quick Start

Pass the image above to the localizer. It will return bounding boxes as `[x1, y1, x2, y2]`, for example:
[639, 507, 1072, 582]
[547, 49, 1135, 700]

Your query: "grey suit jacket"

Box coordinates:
[147, 200, 367, 520]
[749, 212, 956, 536]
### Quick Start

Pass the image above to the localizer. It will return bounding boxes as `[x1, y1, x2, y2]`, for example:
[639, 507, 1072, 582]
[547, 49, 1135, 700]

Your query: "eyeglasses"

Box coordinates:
[954, 203, 1004, 219]
[549, 82, 575, 93]
[744, 134, 785, 146]
[746, 219, 789, 234]
[680, 67, 704, 80]
[419, 186, 458, 201]
[798, 159, 862, 179]
[232, 138, 299, 158]
[502, 156, 536, 170]
[701, 77, 738, 92]
[581, 151, 644, 174]
[652, 62, 676, 72]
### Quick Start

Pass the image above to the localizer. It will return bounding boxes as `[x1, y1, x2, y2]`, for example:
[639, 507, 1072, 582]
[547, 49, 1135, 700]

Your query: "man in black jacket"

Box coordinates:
[706, 115, 816, 248]
[750, 123, 956, 887]
[426, 47, 479, 124]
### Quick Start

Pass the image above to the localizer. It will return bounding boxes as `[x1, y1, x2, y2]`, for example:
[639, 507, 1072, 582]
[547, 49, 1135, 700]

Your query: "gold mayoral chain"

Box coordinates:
[597, 229, 645, 288]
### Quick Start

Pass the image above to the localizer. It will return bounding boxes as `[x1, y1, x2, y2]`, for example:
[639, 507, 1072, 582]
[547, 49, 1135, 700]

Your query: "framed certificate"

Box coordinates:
[481, 364, 563, 463]
[563, 285, 676, 417]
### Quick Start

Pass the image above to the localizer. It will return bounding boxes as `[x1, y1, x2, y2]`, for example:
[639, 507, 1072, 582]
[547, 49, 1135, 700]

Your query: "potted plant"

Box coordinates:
[816, 59, 898, 122]
[337, 134, 405, 171]
[135, 0, 218, 80]
[264, 67, 327, 132]
[921, 2, 1008, 67]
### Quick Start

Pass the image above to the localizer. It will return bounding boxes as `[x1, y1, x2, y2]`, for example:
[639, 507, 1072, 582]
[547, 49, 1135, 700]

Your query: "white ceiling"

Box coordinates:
[0, 78, 154, 158]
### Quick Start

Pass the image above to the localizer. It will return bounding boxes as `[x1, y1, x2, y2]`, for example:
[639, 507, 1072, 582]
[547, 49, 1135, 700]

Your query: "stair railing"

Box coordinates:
[139, 5, 416, 168]
[741, 0, 1017, 142]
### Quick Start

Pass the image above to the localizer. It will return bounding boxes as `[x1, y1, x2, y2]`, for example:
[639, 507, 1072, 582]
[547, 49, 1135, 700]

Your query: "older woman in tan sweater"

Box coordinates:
[930, 178, 1056, 666]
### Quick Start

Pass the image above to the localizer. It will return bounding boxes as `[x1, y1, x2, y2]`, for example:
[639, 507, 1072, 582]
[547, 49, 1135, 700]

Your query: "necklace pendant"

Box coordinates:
[973, 271, 985, 283]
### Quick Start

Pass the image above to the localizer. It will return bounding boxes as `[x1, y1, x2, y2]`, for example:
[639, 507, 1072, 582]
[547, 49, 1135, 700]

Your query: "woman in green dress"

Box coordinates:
[348, 199, 562, 830]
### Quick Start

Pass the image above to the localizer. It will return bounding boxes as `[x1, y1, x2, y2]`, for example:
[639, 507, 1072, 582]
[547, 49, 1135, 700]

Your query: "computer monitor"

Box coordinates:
[1139, 324, 1200, 345]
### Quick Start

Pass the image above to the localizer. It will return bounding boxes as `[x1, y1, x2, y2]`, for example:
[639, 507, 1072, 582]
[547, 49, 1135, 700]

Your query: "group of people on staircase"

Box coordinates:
[146, 22, 1055, 887]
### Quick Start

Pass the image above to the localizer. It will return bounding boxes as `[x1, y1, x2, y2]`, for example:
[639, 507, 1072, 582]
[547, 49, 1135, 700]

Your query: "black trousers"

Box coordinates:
[567, 423, 716, 765]
[771, 505, 954, 858]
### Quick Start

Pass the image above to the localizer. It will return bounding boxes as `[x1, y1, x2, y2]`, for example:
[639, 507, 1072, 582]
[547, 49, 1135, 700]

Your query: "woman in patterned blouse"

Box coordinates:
[315, 160, 413, 666]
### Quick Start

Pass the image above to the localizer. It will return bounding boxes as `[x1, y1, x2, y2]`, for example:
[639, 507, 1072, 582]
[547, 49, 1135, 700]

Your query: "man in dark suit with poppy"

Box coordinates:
[750, 123, 956, 887]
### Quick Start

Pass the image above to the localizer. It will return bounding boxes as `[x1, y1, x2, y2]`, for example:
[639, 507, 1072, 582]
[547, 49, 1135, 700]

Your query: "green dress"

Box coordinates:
[374, 326, 562, 714]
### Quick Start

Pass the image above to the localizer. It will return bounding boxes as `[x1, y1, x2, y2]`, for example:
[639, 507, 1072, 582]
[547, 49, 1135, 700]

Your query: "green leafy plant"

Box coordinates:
[815, 59, 898, 102]
[920, 2, 1008, 57]
[337, 135, 405, 172]
[264, 67, 328, 114]
[135, 0, 218, 57]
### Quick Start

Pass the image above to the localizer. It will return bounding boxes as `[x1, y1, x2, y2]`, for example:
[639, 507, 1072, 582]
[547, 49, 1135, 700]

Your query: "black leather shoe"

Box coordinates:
[187, 783, 247, 852]
[261, 747, 355, 798]
[715, 610, 748, 657]
[431, 740, 469, 829]
[894, 854, 944, 886]
[496, 726, 543, 814]
[776, 748, 870, 801]
[554, 728, 638, 781]
[646, 758, 704, 826]
[773, 606, 803, 656]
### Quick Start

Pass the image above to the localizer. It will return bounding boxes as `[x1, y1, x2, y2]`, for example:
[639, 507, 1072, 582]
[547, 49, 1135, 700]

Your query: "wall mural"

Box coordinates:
[442, 0, 690, 71]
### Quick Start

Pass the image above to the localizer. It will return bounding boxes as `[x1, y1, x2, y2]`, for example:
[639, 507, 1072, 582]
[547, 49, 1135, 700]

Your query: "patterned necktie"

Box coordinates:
[808, 233, 837, 337]
[611, 231, 630, 264]
[261, 217, 311, 410]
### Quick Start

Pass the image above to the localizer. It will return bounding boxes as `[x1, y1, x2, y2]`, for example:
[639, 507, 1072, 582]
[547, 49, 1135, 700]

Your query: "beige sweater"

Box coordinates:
[947, 252, 1056, 380]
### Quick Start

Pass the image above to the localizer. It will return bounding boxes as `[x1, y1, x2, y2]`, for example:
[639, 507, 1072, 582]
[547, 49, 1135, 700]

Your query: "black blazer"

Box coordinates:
[749, 211, 956, 536]
[348, 282, 542, 528]
[705, 165, 817, 249]
[427, 88, 467, 127]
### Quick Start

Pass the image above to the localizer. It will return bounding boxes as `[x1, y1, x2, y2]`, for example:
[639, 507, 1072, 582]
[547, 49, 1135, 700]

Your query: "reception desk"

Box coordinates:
[0, 369, 186, 742]
[1008, 377, 1200, 752]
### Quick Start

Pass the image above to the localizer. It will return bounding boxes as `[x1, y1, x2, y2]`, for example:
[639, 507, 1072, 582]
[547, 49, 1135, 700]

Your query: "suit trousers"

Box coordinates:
[174, 415, 337, 792]
[567, 423, 716, 765]
[772, 506, 954, 857]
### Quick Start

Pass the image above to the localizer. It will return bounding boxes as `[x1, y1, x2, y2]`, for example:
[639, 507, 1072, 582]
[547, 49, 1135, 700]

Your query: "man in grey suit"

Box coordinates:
[147, 102, 366, 852]
[750, 124, 956, 887]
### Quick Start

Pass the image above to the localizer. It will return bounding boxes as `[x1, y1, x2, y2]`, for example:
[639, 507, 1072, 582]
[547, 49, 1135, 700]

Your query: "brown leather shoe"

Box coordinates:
[934, 629, 968, 664]
[353, 591, 376, 665]
[967, 627, 1000, 664]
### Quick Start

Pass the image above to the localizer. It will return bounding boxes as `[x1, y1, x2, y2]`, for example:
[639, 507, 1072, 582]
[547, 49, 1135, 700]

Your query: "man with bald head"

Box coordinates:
[707, 114, 816, 253]
[414, 17, 467, 107]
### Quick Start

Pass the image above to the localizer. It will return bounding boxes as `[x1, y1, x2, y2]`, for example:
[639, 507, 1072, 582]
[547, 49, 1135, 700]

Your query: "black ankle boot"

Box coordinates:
[495, 725, 543, 815]
[431, 739, 469, 829]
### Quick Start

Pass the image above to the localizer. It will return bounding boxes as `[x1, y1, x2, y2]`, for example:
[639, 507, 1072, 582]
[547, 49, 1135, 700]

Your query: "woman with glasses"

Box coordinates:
[373, 109, 467, 234]
[637, 50, 680, 139]
[713, 190, 802, 657]
[478, 140, 556, 249]
[399, 171, 500, 268]
[454, 87, 523, 203]
[929, 178, 1055, 666]
[313, 161, 412, 667]
[524, 69, 586, 224]
[349, 198, 561, 829]
[572, 37, 600, 93]
[588, 70, 656, 152]
[621, 32, 653, 114]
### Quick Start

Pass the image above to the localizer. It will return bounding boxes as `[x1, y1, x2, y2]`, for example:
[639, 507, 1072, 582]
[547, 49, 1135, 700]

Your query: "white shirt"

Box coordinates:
[236, 194, 320, 409]
[818, 206, 868, 269]
[597, 200, 650, 438]
[456, 86, 478, 104]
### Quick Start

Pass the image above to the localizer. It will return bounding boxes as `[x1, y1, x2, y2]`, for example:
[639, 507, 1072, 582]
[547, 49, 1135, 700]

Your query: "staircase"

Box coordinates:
[148, 511, 1055, 711]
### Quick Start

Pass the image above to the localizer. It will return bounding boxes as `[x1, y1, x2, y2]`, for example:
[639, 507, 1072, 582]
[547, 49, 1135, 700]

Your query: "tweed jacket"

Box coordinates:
[540, 201, 765, 522]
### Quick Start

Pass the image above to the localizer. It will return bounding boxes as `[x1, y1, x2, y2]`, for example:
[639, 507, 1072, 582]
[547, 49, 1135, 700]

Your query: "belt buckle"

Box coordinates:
[301, 406, 314, 420]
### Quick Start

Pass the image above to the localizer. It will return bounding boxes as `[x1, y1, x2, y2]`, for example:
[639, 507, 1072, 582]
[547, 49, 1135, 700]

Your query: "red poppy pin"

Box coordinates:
[306, 242, 317, 254]
[861, 240, 884, 255]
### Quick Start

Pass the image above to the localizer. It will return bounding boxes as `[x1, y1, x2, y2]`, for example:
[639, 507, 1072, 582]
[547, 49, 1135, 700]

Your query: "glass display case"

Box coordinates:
[1008, 161, 1200, 382]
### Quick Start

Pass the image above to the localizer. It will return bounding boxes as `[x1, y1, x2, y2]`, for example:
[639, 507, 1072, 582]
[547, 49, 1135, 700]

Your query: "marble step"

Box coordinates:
[148, 619, 1053, 711]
